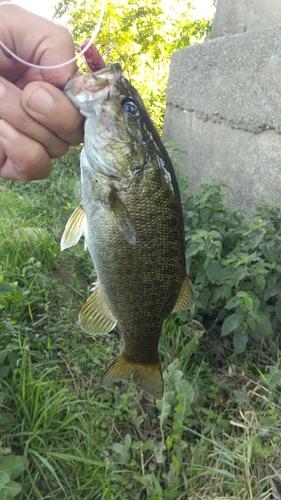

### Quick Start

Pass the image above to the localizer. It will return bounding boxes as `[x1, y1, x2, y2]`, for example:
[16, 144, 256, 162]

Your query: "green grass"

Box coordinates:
[1, 148, 281, 499]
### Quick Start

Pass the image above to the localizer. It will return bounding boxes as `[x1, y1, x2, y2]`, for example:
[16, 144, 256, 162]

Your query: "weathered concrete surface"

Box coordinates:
[163, 25, 281, 213]
[165, 111, 281, 211]
[212, 0, 281, 37]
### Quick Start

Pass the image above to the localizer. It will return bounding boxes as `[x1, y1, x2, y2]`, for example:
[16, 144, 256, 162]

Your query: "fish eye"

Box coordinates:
[121, 98, 139, 117]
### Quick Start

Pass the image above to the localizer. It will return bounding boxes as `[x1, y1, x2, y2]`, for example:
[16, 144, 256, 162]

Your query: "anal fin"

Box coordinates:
[172, 275, 193, 313]
[79, 282, 117, 335]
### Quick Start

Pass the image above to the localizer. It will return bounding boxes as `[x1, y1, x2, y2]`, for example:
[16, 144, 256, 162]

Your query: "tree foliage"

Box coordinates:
[54, 0, 213, 129]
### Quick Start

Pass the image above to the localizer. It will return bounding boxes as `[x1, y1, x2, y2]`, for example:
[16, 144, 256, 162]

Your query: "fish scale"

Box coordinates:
[90, 166, 181, 336]
[61, 61, 193, 399]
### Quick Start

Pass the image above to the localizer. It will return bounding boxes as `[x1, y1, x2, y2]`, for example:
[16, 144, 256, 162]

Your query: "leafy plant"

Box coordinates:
[182, 182, 281, 353]
[0, 453, 26, 500]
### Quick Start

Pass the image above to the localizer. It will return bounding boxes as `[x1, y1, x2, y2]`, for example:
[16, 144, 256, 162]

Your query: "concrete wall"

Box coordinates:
[163, 1, 281, 213]
[212, 0, 281, 37]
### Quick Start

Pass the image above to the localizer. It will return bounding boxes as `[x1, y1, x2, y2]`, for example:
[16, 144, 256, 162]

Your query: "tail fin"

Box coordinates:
[100, 353, 163, 399]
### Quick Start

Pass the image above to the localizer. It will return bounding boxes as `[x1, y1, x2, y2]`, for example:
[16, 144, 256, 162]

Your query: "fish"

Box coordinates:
[61, 62, 193, 399]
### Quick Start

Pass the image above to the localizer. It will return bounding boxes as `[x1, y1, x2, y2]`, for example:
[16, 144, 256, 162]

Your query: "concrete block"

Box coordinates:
[163, 25, 281, 213]
[212, 0, 281, 37]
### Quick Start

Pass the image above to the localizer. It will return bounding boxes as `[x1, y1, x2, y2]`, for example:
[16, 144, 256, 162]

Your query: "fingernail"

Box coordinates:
[0, 80, 7, 99]
[0, 119, 19, 141]
[27, 86, 54, 114]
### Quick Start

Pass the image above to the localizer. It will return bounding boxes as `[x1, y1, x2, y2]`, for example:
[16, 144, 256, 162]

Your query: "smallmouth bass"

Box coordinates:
[61, 62, 193, 399]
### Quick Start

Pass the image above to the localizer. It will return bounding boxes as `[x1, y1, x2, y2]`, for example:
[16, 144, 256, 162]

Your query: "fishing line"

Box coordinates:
[0, 0, 106, 70]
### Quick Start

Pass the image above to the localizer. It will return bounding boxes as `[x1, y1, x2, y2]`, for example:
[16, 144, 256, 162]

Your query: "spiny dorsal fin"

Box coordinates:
[79, 282, 117, 335]
[100, 353, 163, 399]
[172, 275, 193, 313]
[61, 205, 87, 251]
[109, 187, 136, 245]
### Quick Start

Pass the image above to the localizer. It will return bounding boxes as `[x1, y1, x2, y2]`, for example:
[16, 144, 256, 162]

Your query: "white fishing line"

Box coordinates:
[0, 0, 106, 70]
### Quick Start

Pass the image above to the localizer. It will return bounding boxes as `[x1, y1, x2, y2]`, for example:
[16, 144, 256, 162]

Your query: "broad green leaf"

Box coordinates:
[2, 481, 22, 499]
[0, 283, 16, 294]
[0, 456, 26, 481]
[211, 285, 226, 303]
[221, 312, 244, 337]
[185, 244, 200, 259]
[245, 233, 264, 250]
[247, 316, 257, 332]
[219, 266, 234, 281]
[236, 291, 249, 298]
[206, 260, 221, 284]
[196, 288, 211, 310]
[254, 268, 269, 275]
[264, 283, 280, 301]
[233, 330, 248, 354]
[0, 365, 10, 379]
[252, 296, 261, 310]
[275, 299, 281, 322]
[200, 207, 211, 222]
[0, 350, 7, 365]
[232, 267, 247, 287]
[225, 296, 240, 311]
[256, 314, 273, 337]
[112, 443, 125, 456]
[0, 471, 10, 487]
[244, 296, 253, 311]
[255, 274, 266, 292]
[208, 230, 222, 240]
[222, 283, 233, 300]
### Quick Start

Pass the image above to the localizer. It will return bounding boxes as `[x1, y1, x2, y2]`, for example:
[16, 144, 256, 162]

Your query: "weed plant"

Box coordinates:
[1, 149, 281, 499]
[181, 181, 281, 354]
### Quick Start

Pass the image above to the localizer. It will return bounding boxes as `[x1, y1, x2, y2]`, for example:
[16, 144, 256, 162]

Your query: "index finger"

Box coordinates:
[36, 23, 78, 87]
[0, 3, 77, 87]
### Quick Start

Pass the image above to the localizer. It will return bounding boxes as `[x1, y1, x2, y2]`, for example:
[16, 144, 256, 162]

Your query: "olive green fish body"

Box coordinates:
[61, 63, 193, 399]
[85, 161, 185, 353]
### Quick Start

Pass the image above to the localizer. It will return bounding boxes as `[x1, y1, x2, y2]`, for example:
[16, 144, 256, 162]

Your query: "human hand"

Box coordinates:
[0, 1, 84, 181]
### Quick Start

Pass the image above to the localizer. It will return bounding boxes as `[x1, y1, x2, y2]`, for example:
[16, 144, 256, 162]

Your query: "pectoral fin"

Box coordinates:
[109, 187, 136, 245]
[61, 205, 87, 251]
[79, 282, 117, 335]
[172, 275, 193, 313]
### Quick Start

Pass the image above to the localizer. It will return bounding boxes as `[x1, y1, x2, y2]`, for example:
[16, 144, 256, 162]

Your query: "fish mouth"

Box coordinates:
[63, 62, 122, 100]
[64, 62, 147, 184]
